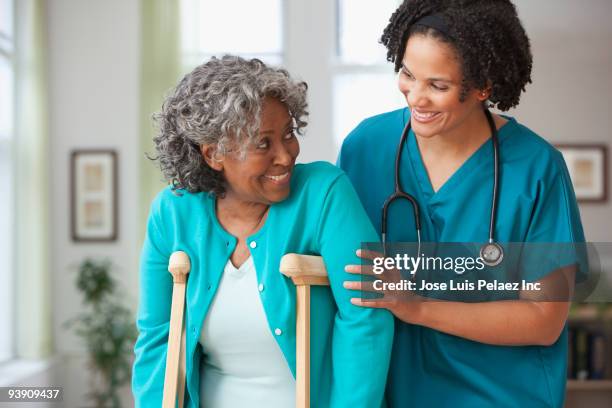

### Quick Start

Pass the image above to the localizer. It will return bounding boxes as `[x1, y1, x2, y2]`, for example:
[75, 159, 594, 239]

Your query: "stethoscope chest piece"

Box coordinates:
[480, 242, 504, 267]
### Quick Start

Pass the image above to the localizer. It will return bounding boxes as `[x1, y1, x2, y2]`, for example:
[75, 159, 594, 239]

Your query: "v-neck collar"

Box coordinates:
[407, 132, 491, 202]
[404, 112, 515, 205]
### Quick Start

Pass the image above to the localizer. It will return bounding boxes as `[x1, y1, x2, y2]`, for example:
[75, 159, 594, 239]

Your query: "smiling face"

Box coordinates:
[398, 34, 489, 139]
[204, 97, 300, 206]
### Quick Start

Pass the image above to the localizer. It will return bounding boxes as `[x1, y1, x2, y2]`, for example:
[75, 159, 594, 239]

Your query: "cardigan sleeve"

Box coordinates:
[132, 197, 174, 407]
[315, 173, 394, 408]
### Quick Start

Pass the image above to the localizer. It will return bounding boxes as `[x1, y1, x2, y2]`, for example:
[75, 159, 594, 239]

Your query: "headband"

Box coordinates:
[413, 13, 453, 39]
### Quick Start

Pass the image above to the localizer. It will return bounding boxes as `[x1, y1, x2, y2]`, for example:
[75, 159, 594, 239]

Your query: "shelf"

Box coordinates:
[567, 380, 612, 391]
[568, 306, 612, 324]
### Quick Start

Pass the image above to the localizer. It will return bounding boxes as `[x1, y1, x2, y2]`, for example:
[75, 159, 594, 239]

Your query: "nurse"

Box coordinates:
[339, 1, 585, 407]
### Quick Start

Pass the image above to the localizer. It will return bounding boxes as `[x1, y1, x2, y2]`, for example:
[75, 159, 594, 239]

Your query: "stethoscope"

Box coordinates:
[381, 108, 504, 268]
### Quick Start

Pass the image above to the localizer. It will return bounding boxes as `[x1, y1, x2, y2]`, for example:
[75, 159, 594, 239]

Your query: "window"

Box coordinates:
[0, 0, 15, 363]
[333, 0, 404, 147]
[180, 0, 283, 72]
[179, 0, 404, 158]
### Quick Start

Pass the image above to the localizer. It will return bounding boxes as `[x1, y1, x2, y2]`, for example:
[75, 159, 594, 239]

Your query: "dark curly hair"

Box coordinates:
[381, 0, 532, 111]
[151, 56, 308, 196]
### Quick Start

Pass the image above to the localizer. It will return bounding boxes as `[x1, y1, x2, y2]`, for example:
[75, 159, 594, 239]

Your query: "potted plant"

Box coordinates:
[65, 258, 137, 408]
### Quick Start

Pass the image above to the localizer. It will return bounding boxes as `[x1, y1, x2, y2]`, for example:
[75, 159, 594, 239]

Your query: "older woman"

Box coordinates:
[132, 56, 393, 408]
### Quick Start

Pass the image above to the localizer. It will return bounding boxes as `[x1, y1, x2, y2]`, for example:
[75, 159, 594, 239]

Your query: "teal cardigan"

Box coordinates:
[132, 162, 394, 407]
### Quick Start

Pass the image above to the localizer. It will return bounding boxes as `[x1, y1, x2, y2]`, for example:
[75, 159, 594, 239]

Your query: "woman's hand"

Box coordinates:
[343, 249, 575, 346]
[343, 249, 426, 325]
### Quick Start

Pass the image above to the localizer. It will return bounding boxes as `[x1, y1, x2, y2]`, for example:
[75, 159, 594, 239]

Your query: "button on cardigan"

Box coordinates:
[132, 161, 394, 408]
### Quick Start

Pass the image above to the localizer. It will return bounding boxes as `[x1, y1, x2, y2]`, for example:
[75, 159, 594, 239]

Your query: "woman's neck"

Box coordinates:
[216, 194, 269, 237]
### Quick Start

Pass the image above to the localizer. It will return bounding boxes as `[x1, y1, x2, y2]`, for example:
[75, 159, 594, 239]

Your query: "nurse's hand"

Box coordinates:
[343, 249, 426, 325]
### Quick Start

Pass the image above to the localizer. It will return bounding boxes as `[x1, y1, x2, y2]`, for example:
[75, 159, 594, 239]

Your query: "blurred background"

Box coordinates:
[0, 0, 610, 406]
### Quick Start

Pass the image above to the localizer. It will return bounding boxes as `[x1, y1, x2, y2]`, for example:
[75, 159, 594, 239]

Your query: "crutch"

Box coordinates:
[162, 251, 190, 408]
[280, 254, 329, 408]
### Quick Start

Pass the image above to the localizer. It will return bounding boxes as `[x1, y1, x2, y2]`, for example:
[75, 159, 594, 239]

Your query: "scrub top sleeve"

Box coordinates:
[520, 155, 587, 284]
[132, 198, 174, 407]
[336, 117, 368, 170]
[336, 138, 349, 169]
[336, 126, 361, 170]
[335, 145, 343, 167]
[315, 173, 394, 408]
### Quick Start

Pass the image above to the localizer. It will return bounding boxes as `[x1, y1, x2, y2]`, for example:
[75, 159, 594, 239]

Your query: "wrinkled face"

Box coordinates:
[213, 97, 300, 205]
[398, 34, 487, 138]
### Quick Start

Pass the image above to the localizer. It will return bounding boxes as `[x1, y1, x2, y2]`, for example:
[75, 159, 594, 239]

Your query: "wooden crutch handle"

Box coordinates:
[280, 254, 329, 286]
[162, 251, 191, 408]
[280, 254, 329, 408]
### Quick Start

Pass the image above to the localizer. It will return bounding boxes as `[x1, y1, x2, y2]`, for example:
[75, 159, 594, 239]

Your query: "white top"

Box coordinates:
[199, 257, 295, 408]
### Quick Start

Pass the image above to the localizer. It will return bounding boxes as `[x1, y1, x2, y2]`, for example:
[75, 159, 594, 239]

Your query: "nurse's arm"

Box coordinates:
[348, 265, 575, 347]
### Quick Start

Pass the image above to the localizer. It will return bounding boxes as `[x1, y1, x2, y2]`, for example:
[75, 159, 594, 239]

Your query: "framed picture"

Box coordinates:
[71, 150, 118, 242]
[556, 144, 608, 203]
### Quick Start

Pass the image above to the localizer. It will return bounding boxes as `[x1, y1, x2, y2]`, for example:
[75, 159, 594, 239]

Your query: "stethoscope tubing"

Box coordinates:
[486, 109, 500, 244]
[381, 107, 500, 257]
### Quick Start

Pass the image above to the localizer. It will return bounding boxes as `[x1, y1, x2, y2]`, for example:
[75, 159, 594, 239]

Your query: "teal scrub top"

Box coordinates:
[338, 108, 585, 408]
[132, 162, 394, 408]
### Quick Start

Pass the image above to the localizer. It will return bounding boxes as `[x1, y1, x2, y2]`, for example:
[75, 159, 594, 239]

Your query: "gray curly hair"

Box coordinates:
[151, 55, 308, 196]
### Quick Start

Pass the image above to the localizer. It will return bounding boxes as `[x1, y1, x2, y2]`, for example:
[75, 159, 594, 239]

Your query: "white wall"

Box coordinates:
[32, 0, 612, 406]
[511, 0, 612, 241]
[47, 0, 140, 406]
[284, 0, 337, 163]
